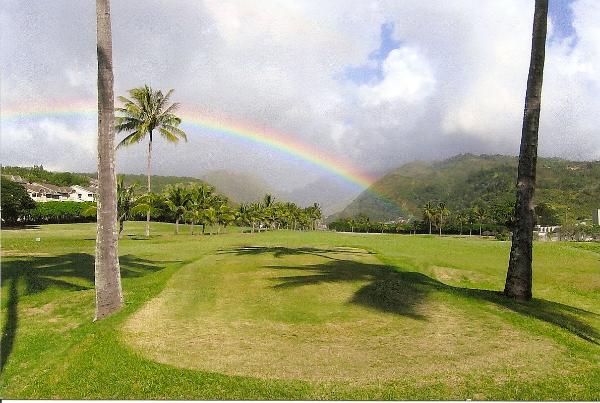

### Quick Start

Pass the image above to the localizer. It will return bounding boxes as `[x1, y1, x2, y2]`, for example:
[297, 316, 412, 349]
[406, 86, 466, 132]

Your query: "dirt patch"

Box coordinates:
[23, 302, 55, 316]
[1, 250, 50, 257]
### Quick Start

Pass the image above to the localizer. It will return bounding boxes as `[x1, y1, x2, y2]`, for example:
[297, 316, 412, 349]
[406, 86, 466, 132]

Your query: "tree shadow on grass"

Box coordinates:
[0, 252, 178, 373]
[219, 245, 370, 261]
[226, 246, 600, 345]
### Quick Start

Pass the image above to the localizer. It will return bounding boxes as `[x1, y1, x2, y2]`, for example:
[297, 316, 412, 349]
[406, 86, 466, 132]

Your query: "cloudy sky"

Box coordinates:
[1, 0, 599, 193]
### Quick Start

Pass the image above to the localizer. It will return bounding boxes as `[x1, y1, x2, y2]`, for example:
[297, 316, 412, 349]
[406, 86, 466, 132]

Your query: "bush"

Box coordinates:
[1, 179, 36, 225]
[25, 201, 97, 224]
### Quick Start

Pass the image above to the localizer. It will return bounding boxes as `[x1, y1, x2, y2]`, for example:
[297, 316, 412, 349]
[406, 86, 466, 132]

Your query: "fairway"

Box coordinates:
[125, 246, 558, 383]
[2, 223, 600, 399]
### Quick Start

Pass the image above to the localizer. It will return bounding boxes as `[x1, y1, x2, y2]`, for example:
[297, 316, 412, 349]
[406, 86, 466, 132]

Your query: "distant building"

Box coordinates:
[21, 182, 96, 203]
[534, 225, 561, 241]
[70, 185, 97, 202]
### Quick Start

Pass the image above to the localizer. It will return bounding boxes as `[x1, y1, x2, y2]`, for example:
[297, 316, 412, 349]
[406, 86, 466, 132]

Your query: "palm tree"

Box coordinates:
[216, 204, 236, 234]
[94, 0, 123, 320]
[115, 85, 187, 237]
[504, 0, 549, 300]
[164, 184, 190, 234]
[423, 201, 436, 235]
[116, 176, 137, 237]
[436, 202, 450, 236]
[308, 202, 322, 230]
[471, 205, 487, 236]
[186, 184, 214, 235]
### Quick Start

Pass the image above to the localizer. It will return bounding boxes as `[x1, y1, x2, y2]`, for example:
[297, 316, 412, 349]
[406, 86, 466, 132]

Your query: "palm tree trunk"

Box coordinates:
[94, 0, 123, 321]
[145, 133, 152, 237]
[505, 0, 548, 300]
[175, 218, 179, 234]
[429, 221, 432, 235]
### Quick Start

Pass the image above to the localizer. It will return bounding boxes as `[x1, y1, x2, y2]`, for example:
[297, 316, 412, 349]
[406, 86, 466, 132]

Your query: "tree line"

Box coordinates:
[330, 199, 600, 241]
[104, 178, 323, 237]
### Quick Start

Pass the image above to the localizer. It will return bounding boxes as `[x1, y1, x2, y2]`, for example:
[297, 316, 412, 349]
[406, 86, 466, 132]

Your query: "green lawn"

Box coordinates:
[1, 223, 599, 399]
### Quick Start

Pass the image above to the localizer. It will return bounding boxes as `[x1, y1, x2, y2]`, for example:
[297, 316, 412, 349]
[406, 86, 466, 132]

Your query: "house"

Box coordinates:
[70, 185, 97, 202]
[21, 182, 96, 203]
[534, 225, 561, 241]
[23, 182, 67, 202]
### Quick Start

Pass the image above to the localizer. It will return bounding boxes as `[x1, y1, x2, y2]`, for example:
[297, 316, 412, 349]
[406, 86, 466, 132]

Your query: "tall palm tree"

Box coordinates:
[505, 0, 549, 300]
[115, 85, 187, 237]
[436, 202, 450, 236]
[423, 201, 436, 235]
[471, 205, 487, 236]
[94, 0, 123, 320]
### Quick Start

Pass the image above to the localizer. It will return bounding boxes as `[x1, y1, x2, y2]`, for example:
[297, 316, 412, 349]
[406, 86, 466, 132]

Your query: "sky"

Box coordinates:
[1, 0, 599, 195]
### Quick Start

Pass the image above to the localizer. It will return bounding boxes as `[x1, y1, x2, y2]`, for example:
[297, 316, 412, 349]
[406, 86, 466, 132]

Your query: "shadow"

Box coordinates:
[0, 252, 177, 373]
[228, 246, 600, 345]
[220, 245, 370, 261]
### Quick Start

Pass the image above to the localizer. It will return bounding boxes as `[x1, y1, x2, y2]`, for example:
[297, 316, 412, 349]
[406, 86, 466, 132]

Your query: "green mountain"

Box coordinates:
[335, 154, 600, 222]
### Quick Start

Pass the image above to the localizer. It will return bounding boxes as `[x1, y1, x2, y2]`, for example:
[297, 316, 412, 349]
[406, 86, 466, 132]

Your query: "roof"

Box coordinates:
[42, 183, 73, 194]
[2, 174, 27, 183]
[71, 185, 96, 194]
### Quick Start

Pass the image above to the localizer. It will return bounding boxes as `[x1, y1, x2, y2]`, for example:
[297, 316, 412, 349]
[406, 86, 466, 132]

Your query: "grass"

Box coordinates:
[1, 223, 599, 399]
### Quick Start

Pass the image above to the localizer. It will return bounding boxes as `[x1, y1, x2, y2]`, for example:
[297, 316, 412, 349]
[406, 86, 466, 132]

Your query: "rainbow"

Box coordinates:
[1, 102, 402, 214]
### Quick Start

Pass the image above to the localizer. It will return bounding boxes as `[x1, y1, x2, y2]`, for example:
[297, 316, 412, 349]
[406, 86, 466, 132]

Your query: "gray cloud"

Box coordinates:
[1, 0, 599, 195]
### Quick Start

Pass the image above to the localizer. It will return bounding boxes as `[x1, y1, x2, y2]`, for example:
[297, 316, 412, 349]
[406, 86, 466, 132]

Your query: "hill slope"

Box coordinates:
[336, 154, 600, 221]
[200, 170, 274, 203]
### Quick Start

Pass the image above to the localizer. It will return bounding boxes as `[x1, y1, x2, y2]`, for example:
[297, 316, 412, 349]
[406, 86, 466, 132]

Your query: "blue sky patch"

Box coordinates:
[343, 22, 401, 85]
[548, 0, 577, 46]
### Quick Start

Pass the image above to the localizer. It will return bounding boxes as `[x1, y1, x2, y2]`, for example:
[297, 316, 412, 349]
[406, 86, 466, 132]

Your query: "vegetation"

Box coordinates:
[116, 85, 188, 237]
[27, 201, 96, 224]
[1, 165, 92, 186]
[0, 179, 35, 225]
[1, 223, 599, 399]
[336, 154, 600, 222]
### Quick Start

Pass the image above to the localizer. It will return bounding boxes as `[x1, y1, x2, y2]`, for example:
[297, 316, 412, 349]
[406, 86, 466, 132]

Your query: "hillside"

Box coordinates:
[111, 174, 208, 194]
[335, 154, 600, 221]
[280, 176, 361, 216]
[200, 170, 274, 204]
[1, 165, 91, 186]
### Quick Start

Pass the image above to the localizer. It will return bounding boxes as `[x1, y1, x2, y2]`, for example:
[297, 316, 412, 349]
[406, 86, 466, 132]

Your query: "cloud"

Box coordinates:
[1, 0, 599, 195]
[358, 47, 435, 106]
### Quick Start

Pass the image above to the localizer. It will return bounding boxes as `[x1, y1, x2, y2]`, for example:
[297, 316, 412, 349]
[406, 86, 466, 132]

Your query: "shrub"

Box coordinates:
[26, 201, 97, 224]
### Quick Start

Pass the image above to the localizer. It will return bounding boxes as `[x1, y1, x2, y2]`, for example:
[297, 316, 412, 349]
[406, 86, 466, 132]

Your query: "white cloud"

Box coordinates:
[1, 0, 599, 193]
[359, 47, 435, 106]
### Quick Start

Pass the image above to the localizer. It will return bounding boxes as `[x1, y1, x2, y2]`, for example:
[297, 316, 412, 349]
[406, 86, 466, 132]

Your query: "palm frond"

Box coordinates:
[116, 131, 145, 149]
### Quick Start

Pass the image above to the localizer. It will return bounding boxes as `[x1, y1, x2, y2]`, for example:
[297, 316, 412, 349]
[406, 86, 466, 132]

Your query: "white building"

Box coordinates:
[69, 185, 97, 202]
[534, 225, 561, 241]
[21, 182, 96, 203]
